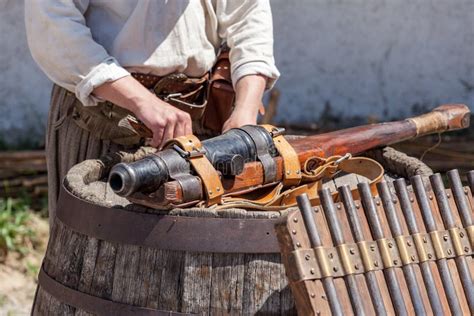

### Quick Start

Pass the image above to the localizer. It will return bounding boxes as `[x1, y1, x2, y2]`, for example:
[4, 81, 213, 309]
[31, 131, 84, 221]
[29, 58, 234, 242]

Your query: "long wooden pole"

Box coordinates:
[156, 104, 470, 204]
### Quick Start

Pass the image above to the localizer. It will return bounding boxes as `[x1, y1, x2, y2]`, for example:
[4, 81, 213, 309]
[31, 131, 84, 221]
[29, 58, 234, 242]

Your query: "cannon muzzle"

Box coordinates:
[108, 126, 277, 197]
[108, 154, 169, 196]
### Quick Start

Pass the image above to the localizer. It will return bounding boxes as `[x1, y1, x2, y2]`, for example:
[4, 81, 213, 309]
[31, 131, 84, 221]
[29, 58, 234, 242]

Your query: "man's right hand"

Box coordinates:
[134, 97, 192, 148]
[93, 75, 192, 148]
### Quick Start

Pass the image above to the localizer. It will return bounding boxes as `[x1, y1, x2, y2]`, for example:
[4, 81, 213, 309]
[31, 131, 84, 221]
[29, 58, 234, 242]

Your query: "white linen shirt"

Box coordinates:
[25, 0, 280, 107]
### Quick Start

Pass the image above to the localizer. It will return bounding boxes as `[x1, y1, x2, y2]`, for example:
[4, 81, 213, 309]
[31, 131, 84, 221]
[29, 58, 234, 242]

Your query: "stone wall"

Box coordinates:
[272, 0, 474, 126]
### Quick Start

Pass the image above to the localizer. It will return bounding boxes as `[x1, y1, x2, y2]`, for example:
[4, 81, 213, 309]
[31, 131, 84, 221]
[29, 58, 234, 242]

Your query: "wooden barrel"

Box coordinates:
[32, 146, 432, 315]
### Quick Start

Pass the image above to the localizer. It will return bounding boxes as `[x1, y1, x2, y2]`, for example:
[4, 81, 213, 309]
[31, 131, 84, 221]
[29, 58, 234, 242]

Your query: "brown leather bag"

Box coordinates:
[202, 50, 235, 133]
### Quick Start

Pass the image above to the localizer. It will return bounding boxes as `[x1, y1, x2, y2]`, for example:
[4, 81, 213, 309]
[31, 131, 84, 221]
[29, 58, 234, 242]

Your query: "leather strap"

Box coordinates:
[215, 156, 384, 210]
[164, 135, 223, 205]
[131, 73, 163, 89]
[261, 125, 302, 187]
[159, 150, 202, 202]
[38, 266, 190, 315]
[56, 184, 282, 253]
[239, 126, 277, 184]
[279, 156, 384, 206]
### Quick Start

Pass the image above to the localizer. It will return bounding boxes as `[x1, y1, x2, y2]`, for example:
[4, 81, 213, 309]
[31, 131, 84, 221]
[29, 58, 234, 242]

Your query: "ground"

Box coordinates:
[0, 213, 48, 316]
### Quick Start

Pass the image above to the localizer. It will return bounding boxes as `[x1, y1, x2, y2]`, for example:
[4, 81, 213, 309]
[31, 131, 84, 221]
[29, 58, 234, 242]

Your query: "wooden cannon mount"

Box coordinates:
[119, 104, 471, 208]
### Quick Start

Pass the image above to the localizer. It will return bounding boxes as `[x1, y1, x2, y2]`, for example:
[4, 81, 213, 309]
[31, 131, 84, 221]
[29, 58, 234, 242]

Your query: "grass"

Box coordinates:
[0, 196, 37, 256]
[0, 194, 48, 314]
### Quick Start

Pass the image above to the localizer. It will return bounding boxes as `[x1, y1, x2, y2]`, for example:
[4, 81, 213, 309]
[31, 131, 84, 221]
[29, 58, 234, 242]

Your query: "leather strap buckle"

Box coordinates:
[269, 127, 286, 137]
[172, 144, 206, 158]
[334, 153, 352, 165]
[164, 92, 183, 101]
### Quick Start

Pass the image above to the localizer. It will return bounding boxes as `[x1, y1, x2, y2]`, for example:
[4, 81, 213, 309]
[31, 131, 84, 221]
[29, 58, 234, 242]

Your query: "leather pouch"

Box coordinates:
[203, 50, 235, 133]
[153, 73, 208, 121]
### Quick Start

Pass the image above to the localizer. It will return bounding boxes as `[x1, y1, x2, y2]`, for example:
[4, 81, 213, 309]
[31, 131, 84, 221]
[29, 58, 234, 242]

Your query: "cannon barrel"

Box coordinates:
[108, 126, 277, 197]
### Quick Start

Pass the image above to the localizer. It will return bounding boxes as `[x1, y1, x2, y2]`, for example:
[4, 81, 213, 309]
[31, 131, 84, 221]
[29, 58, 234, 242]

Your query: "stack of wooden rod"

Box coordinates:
[0, 150, 47, 198]
[286, 169, 474, 315]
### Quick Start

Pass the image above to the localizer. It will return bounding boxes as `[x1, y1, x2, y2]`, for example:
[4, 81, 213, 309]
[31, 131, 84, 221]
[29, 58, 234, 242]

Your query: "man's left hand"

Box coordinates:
[222, 74, 267, 132]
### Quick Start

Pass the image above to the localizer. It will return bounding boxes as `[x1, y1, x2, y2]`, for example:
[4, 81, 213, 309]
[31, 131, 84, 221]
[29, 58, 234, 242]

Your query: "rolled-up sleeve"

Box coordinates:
[216, 0, 280, 89]
[25, 0, 130, 106]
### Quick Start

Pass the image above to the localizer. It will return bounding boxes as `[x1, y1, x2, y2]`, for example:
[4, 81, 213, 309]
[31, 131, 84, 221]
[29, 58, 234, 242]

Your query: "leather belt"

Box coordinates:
[56, 184, 282, 254]
[131, 73, 163, 89]
[38, 266, 190, 315]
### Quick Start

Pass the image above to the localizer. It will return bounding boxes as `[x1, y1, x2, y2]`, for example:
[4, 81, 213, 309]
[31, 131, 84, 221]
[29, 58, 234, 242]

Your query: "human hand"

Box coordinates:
[93, 75, 192, 148]
[222, 106, 258, 132]
[222, 74, 267, 132]
[134, 98, 192, 148]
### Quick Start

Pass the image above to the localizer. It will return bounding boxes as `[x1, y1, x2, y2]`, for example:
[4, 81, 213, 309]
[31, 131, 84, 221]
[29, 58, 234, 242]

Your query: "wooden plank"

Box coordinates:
[44, 220, 88, 315]
[134, 248, 160, 308]
[210, 209, 246, 314]
[74, 238, 99, 316]
[0, 160, 47, 171]
[156, 250, 184, 311]
[32, 287, 51, 315]
[76, 238, 99, 305]
[0, 150, 45, 160]
[181, 252, 213, 314]
[210, 253, 244, 314]
[35, 218, 62, 315]
[240, 210, 293, 315]
[242, 253, 287, 315]
[279, 260, 297, 315]
[275, 210, 331, 315]
[110, 244, 140, 304]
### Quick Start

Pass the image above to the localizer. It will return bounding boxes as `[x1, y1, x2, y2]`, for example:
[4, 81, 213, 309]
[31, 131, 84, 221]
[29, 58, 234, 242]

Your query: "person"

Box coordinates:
[25, 0, 280, 224]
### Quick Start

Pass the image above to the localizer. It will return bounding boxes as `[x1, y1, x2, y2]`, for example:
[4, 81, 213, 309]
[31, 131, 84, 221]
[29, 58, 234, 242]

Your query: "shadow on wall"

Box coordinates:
[0, 0, 52, 148]
[271, 0, 474, 126]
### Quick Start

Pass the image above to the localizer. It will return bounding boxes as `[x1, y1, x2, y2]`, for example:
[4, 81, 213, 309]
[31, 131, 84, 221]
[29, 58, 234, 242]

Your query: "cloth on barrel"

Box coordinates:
[45, 85, 136, 227]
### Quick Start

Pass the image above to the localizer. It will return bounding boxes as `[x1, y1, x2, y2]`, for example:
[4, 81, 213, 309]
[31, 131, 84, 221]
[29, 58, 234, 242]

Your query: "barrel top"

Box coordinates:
[64, 145, 432, 218]
[64, 146, 290, 220]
